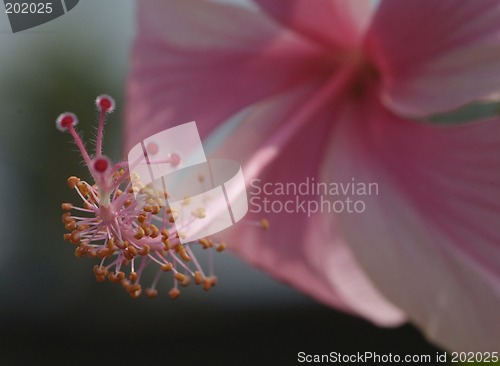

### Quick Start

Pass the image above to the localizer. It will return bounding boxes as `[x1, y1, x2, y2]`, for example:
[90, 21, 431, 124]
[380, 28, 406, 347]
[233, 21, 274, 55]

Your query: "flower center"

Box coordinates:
[349, 59, 380, 99]
[327, 50, 380, 99]
[93, 157, 109, 173]
[57, 95, 236, 300]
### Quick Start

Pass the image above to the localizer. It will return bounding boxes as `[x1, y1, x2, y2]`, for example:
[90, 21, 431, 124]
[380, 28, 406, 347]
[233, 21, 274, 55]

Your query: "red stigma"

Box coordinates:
[94, 158, 109, 173]
[61, 115, 74, 127]
[99, 98, 112, 110]
[96, 94, 116, 113]
[146, 142, 159, 156]
[169, 153, 181, 168]
[56, 112, 79, 132]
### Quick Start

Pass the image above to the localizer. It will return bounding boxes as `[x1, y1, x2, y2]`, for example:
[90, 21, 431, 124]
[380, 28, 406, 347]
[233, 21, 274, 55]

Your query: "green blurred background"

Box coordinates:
[0, 1, 450, 365]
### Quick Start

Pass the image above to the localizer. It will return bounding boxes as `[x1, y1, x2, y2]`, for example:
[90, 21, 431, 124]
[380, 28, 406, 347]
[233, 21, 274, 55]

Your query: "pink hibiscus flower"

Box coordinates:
[125, 0, 500, 351]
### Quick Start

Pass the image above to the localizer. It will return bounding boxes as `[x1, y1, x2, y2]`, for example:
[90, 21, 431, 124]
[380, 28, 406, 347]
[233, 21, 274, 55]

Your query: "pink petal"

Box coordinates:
[366, 0, 500, 117]
[254, 0, 373, 48]
[125, 0, 325, 150]
[125, 0, 402, 323]
[211, 78, 405, 326]
[321, 91, 500, 351]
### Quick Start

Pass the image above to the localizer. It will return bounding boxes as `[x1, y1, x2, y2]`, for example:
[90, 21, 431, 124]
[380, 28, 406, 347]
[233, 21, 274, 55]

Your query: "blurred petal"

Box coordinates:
[213, 80, 405, 326]
[254, 0, 373, 48]
[125, 0, 500, 347]
[322, 92, 500, 351]
[125, 0, 325, 150]
[366, 0, 500, 117]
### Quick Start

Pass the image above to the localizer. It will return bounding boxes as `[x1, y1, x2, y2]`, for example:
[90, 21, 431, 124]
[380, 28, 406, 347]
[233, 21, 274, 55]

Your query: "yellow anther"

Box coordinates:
[70, 230, 81, 244]
[138, 244, 150, 256]
[97, 248, 112, 258]
[93, 265, 108, 277]
[95, 275, 106, 282]
[134, 226, 145, 240]
[61, 203, 73, 211]
[107, 238, 115, 251]
[179, 250, 191, 262]
[67, 176, 80, 189]
[77, 181, 90, 196]
[116, 240, 128, 250]
[124, 246, 137, 260]
[174, 272, 186, 282]
[108, 271, 125, 283]
[198, 238, 212, 249]
[194, 271, 203, 285]
[121, 279, 131, 290]
[191, 208, 206, 219]
[138, 213, 147, 224]
[145, 288, 158, 298]
[162, 238, 171, 251]
[161, 263, 173, 272]
[74, 245, 89, 257]
[203, 276, 217, 291]
[141, 224, 151, 237]
[130, 172, 141, 183]
[62, 212, 72, 224]
[150, 224, 159, 238]
[169, 288, 180, 300]
[216, 242, 227, 252]
[128, 284, 142, 299]
[113, 169, 125, 180]
[65, 221, 77, 231]
[127, 283, 141, 293]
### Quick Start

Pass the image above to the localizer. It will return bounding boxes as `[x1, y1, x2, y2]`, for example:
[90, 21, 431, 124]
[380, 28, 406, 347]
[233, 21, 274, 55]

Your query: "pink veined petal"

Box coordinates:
[321, 91, 500, 351]
[253, 0, 374, 48]
[211, 77, 406, 326]
[125, 0, 326, 151]
[365, 0, 500, 117]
